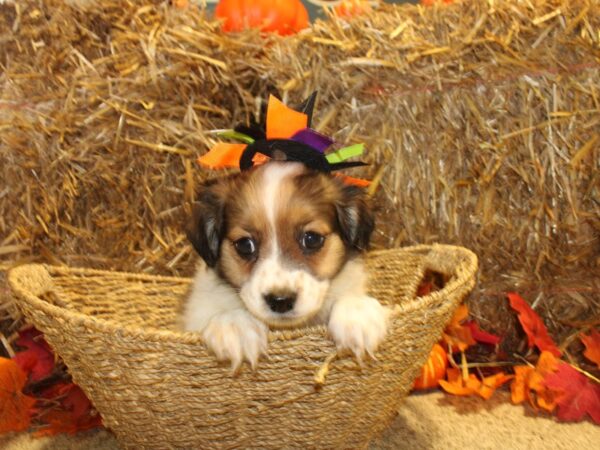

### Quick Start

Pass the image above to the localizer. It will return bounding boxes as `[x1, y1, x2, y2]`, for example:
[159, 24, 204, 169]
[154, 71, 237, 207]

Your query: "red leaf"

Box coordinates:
[416, 281, 433, 297]
[507, 293, 561, 357]
[0, 357, 37, 433]
[36, 383, 102, 436]
[465, 321, 502, 346]
[543, 361, 600, 424]
[580, 329, 600, 369]
[12, 327, 55, 382]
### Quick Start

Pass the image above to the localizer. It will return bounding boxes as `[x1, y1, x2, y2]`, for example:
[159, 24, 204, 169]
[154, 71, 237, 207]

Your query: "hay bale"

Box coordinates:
[1, 0, 598, 343]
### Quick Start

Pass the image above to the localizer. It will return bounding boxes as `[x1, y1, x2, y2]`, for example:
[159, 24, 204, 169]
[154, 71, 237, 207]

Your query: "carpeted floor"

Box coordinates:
[1, 391, 597, 449]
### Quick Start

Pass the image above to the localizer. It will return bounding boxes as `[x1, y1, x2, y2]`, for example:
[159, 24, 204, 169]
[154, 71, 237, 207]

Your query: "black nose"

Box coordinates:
[264, 293, 297, 313]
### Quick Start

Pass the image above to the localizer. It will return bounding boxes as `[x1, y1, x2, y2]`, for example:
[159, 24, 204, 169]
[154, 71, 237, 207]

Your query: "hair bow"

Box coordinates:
[198, 93, 370, 187]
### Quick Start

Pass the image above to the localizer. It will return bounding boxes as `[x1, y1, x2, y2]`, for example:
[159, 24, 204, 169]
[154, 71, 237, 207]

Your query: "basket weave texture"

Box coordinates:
[8, 244, 477, 449]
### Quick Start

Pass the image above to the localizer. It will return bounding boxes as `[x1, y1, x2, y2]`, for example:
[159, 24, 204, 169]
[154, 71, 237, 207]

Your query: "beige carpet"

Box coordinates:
[1, 391, 597, 449]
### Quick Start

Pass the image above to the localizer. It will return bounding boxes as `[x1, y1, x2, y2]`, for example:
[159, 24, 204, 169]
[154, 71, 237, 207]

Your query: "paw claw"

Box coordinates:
[202, 309, 268, 370]
[328, 296, 389, 363]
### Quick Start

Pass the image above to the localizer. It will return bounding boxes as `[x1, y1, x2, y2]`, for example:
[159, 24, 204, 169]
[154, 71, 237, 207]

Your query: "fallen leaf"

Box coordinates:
[439, 367, 512, 400]
[12, 327, 55, 382]
[36, 382, 102, 436]
[0, 357, 37, 433]
[511, 366, 535, 405]
[580, 329, 600, 369]
[544, 361, 600, 424]
[510, 351, 559, 412]
[439, 367, 481, 396]
[507, 293, 561, 357]
[442, 304, 476, 352]
[465, 321, 502, 346]
[478, 372, 514, 400]
[416, 280, 433, 297]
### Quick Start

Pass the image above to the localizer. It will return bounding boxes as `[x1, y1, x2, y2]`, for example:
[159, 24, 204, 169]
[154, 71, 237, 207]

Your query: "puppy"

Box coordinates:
[182, 162, 389, 370]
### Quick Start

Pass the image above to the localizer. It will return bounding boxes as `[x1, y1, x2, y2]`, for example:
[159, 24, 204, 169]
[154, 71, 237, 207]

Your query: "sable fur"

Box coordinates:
[182, 162, 388, 370]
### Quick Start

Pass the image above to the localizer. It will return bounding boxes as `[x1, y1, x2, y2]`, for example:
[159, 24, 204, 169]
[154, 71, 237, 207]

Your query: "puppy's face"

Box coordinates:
[188, 162, 374, 328]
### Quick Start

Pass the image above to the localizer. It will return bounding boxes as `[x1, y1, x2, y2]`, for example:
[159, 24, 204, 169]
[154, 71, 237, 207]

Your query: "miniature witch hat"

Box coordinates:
[198, 93, 370, 187]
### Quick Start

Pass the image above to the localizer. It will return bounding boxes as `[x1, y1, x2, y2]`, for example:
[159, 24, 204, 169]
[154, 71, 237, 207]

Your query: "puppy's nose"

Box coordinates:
[264, 292, 297, 313]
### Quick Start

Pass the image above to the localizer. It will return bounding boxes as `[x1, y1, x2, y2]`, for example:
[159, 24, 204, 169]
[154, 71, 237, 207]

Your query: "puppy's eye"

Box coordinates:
[300, 232, 325, 252]
[234, 237, 257, 259]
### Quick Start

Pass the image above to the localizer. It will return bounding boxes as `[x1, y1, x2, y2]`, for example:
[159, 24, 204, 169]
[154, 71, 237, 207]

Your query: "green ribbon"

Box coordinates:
[217, 130, 255, 144]
[325, 143, 365, 164]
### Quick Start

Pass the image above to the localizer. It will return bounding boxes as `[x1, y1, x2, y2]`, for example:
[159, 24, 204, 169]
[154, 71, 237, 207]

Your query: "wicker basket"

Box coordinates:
[8, 244, 477, 449]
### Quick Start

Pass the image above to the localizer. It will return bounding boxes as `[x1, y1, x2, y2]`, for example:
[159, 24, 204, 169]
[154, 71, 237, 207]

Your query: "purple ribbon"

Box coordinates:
[291, 128, 334, 153]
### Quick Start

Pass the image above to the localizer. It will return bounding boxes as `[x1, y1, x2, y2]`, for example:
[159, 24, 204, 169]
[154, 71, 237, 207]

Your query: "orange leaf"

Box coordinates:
[442, 304, 476, 352]
[580, 329, 600, 369]
[510, 351, 559, 412]
[440, 367, 511, 400]
[266, 95, 308, 140]
[507, 292, 561, 357]
[478, 372, 513, 400]
[0, 357, 36, 433]
[511, 365, 534, 405]
[439, 367, 481, 396]
[413, 344, 448, 390]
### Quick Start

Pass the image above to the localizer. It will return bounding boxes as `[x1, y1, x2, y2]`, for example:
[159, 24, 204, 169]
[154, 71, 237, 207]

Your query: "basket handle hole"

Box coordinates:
[416, 269, 447, 297]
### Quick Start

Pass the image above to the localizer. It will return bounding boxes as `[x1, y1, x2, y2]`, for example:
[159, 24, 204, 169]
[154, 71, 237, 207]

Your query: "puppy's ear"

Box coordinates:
[187, 181, 227, 267]
[335, 185, 375, 251]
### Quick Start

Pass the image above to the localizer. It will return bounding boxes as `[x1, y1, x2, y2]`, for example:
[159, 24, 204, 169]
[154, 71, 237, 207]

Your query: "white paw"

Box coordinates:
[202, 309, 268, 371]
[328, 296, 389, 361]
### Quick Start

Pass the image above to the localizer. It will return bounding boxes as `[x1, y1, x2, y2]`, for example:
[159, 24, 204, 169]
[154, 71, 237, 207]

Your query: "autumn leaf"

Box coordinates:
[416, 281, 433, 297]
[439, 367, 481, 396]
[543, 361, 600, 424]
[442, 304, 476, 352]
[439, 367, 512, 400]
[477, 372, 514, 400]
[12, 327, 55, 382]
[36, 382, 102, 436]
[465, 321, 502, 346]
[511, 366, 534, 405]
[580, 329, 600, 369]
[510, 351, 559, 412]
[0, 357, 37, 434]
[507, 293, 561, 357]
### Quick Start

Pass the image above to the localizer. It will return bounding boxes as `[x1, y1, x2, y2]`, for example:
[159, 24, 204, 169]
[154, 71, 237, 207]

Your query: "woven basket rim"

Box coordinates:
[8, 244, 477, 345]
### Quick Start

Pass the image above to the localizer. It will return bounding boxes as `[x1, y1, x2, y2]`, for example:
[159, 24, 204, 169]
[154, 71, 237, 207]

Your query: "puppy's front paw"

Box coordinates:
[328, 296, 389, 362]
[202, 309, 268, 371]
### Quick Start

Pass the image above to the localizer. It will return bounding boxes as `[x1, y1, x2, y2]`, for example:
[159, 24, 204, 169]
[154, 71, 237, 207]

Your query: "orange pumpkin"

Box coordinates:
[413, 343, 448, 390]
[421, 0, 454, 5]
[171, 0, 189, 9]
[215, 0, 309, 35]
[334, 0, 372, 18]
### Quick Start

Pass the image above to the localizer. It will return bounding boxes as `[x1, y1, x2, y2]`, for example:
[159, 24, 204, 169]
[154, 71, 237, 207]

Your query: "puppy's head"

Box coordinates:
[187, 162, 374, 327]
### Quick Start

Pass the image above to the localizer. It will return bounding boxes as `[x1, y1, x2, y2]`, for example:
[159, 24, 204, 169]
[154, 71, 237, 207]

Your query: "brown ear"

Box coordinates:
[186, 180, 228, 267]
[334, 185, 375, 251]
